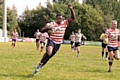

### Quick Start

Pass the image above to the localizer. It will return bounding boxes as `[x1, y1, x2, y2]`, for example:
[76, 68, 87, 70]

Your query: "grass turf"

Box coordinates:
[0, 42, 120, 80]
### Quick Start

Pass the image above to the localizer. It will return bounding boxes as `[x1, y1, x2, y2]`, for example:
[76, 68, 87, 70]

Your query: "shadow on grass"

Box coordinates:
[0, 73, 34, 78]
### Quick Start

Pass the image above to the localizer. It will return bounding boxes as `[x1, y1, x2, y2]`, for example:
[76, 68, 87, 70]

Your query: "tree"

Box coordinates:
[65, 2, 105, 40]
[7, 5, 20, 34]
[0, 0, 3, 28]
[86, 0, 120, 29]
[18, 1, 106, 41]
[18, 2, 56, 38]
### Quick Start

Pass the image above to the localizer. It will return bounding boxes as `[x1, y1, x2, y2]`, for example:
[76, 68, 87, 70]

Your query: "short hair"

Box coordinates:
[112, 20, 117, 23]
[56, 13, 62, 18]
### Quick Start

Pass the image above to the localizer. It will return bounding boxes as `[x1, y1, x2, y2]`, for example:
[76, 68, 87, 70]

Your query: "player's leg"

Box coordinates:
[33, 40, 54, 75]
[77, 42, 81, 57]
[70, 41, 74, 52]
[38, 40, 40, 50]
[12, 39, 16, 48]
[41, 45, 53, 65]
[108, 51, 114, 72]
[11, 39, 14, 46]
[13, 42, 16, 48]
[37, 39, 40, 50]
[35, 39, 38, 50]
[101, 43, 105, 60]
[40, 42, 45, 55]
[77, 46, 80, 57]
[70, 41, 72, 51]
[107, 46, 114, 72]
[105, 45, 108, 60]
[41, 44, 60, 67]
[33, 45, 53, 75]
[114, 49, 119, 60]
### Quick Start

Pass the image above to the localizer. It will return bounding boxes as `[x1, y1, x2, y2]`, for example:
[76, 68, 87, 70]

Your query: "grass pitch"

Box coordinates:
[0, 42, 120, 80]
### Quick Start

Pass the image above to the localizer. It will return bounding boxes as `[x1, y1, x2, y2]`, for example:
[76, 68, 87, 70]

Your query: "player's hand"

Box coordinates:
[41, 23, 54, 33]
[68, 4, 73, 9]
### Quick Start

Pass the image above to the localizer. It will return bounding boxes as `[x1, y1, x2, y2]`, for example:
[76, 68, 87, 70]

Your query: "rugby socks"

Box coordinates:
[72, 46, 74, 52]
[105, 52, 108, 60]
[37, 64, 41, 70]
[77, 51, 80, 57]
[102, 51, 104, 57]
[33, 64, 41, 75]
[108, 61, 113, 72]
[106, 52, 108, 58]
[14, 43, 15, 47]
[11, 43, 13, 46]
[109, 61, 113, 66]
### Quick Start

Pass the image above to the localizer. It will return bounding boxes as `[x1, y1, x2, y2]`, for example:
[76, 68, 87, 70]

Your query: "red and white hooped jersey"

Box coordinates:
[105, 28, 120, 47]
[50, 20, 69, 44]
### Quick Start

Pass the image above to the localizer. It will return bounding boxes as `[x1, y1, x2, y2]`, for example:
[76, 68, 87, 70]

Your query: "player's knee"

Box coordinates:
[47, 52, 52, 56]
[110, 58, 114, 61]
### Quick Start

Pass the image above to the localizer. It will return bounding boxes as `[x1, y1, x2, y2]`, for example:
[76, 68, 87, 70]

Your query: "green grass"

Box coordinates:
[0, 42, 120, 80]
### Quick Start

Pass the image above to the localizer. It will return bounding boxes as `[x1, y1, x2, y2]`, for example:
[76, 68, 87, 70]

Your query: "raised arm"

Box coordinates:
[68, 4, 76, 23]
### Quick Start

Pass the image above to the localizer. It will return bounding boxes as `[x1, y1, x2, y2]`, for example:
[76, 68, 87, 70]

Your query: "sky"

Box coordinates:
[6, 0, 53, 16]
[6, 0, 82, 16]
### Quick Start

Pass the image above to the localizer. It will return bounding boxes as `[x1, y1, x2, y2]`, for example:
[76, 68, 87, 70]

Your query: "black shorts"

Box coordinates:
[36, 39, 39, 42]
[102, 43, 107, 48]
[40, 41, 45, 46]
[70, 41, 74, 45]
[12, 39, 16, 42]
[47, 39, 61, 57]
[75, 42, 81, 47]
[107, 46, 119, 52]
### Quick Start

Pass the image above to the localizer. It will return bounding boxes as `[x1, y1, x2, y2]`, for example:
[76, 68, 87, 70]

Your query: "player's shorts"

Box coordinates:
[40, 41, 45, 47]
[102, 43, 107, 48]
[12, 39, 16, 42]
[36, 39, 39, 42]
[70, 41, 74, 45]
[107, 46, 119, 52]
[75, 42, 81, 47]
[47, 38, 61, 57]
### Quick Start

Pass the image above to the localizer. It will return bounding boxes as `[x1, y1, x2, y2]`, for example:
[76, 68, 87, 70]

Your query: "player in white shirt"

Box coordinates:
[10, 29, 18, 48]
[69, 31, 75, 52]
[34, 29, 41, 50]
[39, 32, 49, 55]
[75, 29, 87, 58]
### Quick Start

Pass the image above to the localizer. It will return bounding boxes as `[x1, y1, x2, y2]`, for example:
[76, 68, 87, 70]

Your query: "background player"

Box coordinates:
[39, 32, 49, 55]
[10, 29, 18, 48]
[34, 29, 41, 50]
[69, 31, 75, 52]
[100, 28, 108, 60]
[104, 20, 120, 72]
[75, 29, 87, 58]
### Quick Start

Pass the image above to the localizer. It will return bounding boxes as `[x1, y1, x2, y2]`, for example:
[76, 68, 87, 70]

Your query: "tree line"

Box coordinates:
[0, 0, 120, 41]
